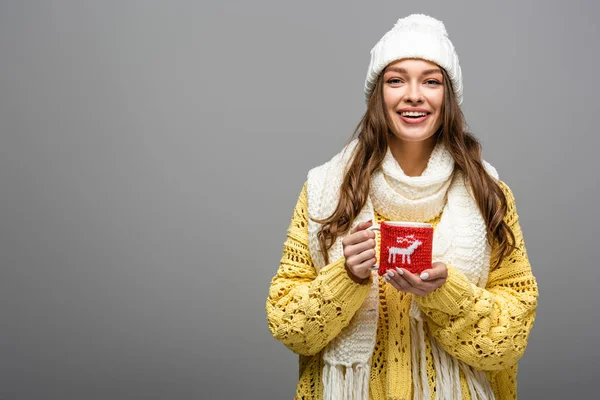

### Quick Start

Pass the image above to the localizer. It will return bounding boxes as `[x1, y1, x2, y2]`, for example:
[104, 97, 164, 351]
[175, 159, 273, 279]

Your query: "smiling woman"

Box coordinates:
[266, 13, 538, 400]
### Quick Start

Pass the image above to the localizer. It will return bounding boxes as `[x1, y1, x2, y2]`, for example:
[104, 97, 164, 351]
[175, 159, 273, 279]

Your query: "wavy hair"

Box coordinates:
[312, 66, 516, 271]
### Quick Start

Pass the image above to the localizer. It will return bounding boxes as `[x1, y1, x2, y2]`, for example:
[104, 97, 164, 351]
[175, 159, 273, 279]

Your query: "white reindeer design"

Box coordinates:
[387, 235, 422, 265]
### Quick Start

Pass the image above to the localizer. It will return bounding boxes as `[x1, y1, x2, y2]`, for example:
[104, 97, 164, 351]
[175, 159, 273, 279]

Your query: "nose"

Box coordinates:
[404, 83, 423, 104]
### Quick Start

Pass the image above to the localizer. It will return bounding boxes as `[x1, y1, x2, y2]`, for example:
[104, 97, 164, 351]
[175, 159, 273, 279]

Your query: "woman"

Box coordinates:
[266, 14, 538, 400]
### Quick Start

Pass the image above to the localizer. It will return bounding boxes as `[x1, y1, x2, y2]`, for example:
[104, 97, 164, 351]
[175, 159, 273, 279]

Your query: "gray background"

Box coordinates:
[0, 0, 598, 399]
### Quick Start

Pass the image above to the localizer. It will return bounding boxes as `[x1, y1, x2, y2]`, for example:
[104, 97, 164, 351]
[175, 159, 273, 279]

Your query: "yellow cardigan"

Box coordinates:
[266, 179, 538, 399]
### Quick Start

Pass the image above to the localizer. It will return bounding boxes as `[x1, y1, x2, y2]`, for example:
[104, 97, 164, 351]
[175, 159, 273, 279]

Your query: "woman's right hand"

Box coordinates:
[342, 220, 377, 280]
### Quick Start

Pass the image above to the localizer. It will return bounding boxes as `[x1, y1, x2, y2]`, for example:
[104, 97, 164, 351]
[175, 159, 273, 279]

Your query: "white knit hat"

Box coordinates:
[364, 14, 463, 105]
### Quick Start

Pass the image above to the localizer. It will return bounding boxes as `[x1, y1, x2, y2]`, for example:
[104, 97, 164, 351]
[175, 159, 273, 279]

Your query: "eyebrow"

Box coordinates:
[384, 67, 442, 76]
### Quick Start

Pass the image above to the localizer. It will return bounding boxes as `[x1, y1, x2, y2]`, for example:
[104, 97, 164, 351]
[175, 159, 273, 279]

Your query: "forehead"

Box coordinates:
[384, 58, 442, 74]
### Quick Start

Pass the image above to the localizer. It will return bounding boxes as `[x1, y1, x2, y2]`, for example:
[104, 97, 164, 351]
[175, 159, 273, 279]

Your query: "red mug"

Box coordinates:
[367, 221, 433, 276]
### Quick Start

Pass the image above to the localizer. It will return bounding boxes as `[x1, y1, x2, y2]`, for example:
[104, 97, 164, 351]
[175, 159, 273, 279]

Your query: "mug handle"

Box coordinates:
[366, 225, 380, 271]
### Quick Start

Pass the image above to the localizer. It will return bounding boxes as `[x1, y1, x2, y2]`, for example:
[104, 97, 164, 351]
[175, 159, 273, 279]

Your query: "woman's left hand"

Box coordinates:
[383, 262, 448, 297]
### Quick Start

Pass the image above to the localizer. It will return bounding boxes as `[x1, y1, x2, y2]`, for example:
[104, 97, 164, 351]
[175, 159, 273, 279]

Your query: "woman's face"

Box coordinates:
[382, 58, 445, 143]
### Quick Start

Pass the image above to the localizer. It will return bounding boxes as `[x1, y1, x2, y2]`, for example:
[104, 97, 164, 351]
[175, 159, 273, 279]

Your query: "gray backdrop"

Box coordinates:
[1, 0, 598, 399]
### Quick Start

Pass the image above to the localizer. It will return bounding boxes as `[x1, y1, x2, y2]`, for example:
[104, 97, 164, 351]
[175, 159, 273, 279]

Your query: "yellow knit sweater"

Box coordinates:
[266, 179, 538, 399]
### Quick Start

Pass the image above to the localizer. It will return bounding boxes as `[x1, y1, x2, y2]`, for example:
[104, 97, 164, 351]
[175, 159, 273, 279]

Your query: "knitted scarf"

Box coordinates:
[306, 138, 498, 400]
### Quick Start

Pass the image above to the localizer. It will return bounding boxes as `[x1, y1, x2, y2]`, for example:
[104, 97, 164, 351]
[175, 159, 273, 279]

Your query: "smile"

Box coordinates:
[397, 112, 431, 124]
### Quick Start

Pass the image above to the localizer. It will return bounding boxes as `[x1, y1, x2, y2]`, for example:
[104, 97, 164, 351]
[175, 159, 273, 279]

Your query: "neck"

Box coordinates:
[388, 136, 437, 177]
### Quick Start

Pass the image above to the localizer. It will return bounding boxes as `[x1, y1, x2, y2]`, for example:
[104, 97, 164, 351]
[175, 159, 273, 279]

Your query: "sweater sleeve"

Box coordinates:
[266, 182, 372, 356]
[414, 180, 539, 371]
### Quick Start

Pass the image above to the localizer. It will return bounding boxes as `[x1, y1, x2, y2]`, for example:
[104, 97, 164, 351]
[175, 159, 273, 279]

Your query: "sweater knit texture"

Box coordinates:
[306, 139, 498, 400]
[266, 178, 538, 399]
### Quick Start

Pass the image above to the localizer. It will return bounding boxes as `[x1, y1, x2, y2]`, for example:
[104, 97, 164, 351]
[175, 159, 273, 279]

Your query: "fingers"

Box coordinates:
[349, 220, 373, 234]
[399, 268, 427, 288]
[353, 256, 378, 277]
[344, 220, 377, 280]
[344, 221, 375, 246]
[346, 247, 376, 267]
[418, 262, 448, 281]
[383, 267, 445, 296]
[384, 269, 427, 296]
[343, 238, 376, 258]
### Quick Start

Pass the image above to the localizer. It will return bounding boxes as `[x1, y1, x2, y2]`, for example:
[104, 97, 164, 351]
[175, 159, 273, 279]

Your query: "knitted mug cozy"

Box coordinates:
[368, 221, 433, 276]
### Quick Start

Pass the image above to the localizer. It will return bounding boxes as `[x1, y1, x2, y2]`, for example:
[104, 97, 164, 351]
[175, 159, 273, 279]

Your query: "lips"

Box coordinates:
[397, 112, 430, 124]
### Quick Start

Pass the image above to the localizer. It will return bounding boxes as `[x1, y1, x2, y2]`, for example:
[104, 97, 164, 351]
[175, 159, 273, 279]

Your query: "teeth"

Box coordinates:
[400, 111, 428, 117]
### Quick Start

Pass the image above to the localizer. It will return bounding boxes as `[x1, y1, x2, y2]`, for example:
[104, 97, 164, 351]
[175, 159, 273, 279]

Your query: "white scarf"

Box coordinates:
[306, 138, 499, 400]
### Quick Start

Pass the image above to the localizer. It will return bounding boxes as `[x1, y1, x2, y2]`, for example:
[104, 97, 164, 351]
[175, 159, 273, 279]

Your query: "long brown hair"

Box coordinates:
[312, 66, 516, 271]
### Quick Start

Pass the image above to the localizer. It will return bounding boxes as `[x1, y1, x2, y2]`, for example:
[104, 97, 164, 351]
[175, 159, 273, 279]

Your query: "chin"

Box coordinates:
[392, 130, 437, 143]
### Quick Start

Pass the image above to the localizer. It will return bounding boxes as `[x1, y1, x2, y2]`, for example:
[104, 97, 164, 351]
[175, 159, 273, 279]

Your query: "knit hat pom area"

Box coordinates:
[364, 13, 463, 105]
[392, 14, 448, 37]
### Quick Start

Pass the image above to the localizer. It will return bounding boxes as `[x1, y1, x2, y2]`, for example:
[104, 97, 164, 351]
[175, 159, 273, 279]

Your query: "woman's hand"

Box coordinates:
[383, 262, 448, 296]
[342, 220, 377, 281]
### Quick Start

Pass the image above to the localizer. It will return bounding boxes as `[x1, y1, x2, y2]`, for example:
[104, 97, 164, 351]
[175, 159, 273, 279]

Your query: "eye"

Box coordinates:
[387, 78, 402, 84]
[426, 80, 441, 85]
